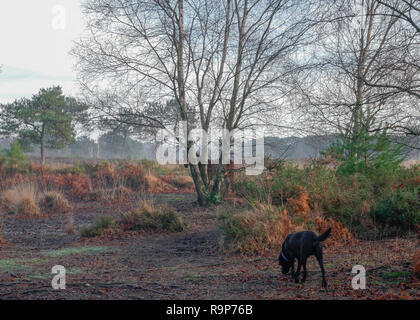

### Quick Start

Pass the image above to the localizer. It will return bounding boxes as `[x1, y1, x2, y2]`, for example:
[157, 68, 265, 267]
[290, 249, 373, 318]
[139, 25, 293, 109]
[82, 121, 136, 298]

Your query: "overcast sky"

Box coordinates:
[0, 0, 84, 103]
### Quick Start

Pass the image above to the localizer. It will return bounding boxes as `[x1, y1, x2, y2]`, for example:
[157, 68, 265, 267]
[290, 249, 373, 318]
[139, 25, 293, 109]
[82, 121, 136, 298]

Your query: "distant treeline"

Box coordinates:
[0, 133, 157, 161]
[1, 134, 419, 162]
[264, 136, 420, 161]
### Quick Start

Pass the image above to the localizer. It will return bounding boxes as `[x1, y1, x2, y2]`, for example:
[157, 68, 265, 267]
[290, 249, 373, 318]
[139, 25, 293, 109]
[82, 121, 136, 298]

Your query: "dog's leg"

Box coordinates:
[301, 257, 308, 283]
[294, 259, 302, 283]
[291, 259, 295, 278]
[315, 247, 327, 288]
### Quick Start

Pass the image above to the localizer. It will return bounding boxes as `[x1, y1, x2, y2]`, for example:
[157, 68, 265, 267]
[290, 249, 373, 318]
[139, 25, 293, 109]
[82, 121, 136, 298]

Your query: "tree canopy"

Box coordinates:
[0, 86, 80, 164]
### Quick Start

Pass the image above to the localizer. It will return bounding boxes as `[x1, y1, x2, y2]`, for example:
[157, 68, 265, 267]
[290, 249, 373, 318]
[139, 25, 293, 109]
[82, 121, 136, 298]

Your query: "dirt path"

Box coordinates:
[0, 194, 419, 300]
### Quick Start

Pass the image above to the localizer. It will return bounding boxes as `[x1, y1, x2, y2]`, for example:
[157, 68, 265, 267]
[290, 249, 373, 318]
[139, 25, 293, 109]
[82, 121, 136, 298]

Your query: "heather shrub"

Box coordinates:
[144, 171, 175, 193]
[232, 173, 272, 204]
[92, 185, 134, 204]
[64, 173, 93, 200]
[270, 162, 306, 205]
[314, 216, 356, 247]
[218, 192, 357, 254]
[38, 191, 72, 213]
[118, 162, 146, 190]
[80, 216, 116, 238]
[120, 201, 185, 232]
[94, 161, 117, 188]
[218, 203, 295, 254]
[370, 187, 420, 235]
[233, 159, 419, 239]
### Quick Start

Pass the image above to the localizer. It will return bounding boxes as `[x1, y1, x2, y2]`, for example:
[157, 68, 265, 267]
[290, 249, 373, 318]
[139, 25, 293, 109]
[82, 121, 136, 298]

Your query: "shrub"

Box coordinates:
[38, 191, 71, 213]
[286, 186, 311, 217]
[370, 187, 420, 234]
[69, 174, 93, 200]
[120, 201, 185, 232]
[0, 189, 20, 212]
[314, 217, 356, 247]
[325, 129, 405, 177]
[118, 163, 146, 190]
[235, 159, 419, 239]
[232, 173, 272, 204]
[16, 196, 41, 217]
[162, 175, 195, 190]
[218, 203, 295, 254]
[80, 216, 115, 238]
[101, 186, 133, 203]
[0, 141, 29, 174]
[0, 182, 40, 217]
[95, 161, 117, 188]
[91, 179, 134, 204]
[144, 171, 175, 193]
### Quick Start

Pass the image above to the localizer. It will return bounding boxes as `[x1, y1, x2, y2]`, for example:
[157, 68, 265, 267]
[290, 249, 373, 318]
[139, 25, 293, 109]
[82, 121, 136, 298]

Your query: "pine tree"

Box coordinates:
[324, 127, 406, 176]
[0, 86, 77, 164]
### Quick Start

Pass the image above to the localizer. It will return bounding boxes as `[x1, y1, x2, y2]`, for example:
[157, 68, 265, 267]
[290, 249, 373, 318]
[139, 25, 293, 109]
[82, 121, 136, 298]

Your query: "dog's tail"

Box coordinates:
[317, 228, 332, 242]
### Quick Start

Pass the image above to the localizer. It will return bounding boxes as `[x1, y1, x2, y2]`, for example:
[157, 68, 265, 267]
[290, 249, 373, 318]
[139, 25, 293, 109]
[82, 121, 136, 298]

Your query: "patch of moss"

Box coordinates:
[25, 267, 85, 280]
[41, 246, 109, 258]
[184, 273, 203, 283]
[0, 258, 43, 273]
[382, 271, 410, 283]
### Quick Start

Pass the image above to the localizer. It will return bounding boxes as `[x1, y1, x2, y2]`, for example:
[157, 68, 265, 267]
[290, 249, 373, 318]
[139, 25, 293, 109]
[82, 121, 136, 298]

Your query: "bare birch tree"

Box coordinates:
[298, 0, 419, 151]
[72, 0, 326, 205]
[372, 0, 420, 138]
[377, 0, 420, 32]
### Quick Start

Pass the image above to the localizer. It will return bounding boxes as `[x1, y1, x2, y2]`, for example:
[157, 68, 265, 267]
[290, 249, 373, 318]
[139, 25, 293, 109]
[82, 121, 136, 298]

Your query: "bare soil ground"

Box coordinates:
[0, 193, 419, 300]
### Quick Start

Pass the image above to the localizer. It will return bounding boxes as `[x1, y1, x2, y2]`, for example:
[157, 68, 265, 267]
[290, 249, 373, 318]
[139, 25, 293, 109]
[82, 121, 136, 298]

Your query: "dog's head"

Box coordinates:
[279, 251, 292, 275]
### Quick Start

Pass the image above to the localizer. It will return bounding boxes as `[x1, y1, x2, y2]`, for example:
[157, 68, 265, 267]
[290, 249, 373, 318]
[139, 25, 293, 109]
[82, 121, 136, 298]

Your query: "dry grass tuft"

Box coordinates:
[162, 175, 195, 190]
[65, 215, 76, 235]
[92, 185, 134, 204]
[0, 182, 41, 217]
[120, 200, 185, 232]
[1, 183, 72, 217]
[38, 191, 71, 213]
[16, 196, 41, 217]
[0, 189, 20, 212]
[145, 171, 175, 193]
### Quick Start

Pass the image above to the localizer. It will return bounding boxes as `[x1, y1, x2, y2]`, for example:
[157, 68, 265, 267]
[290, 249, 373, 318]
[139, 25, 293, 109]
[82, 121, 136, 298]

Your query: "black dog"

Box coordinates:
[279, 228, 331, 287]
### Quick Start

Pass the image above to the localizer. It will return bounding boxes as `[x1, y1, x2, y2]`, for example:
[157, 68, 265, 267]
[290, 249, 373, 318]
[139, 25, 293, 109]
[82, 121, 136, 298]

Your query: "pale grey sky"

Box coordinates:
[0, 0, 84, 103]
